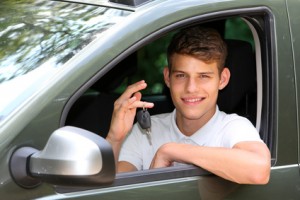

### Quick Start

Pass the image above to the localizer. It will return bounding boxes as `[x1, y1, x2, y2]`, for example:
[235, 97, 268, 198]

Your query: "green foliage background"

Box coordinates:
[0, 0, 130, 83]
[119, 17, 254, 95]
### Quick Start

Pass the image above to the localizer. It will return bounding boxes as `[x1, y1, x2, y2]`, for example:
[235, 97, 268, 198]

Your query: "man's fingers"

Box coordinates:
[115, 95, 154, 114]
[130, 101, 154, 110]
[133, 91, 142, 101]
[124, 96, 154, 110]
[119, 80, 147, 100]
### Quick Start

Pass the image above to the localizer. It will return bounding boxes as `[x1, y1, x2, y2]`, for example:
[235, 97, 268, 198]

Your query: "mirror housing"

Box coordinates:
[10, 126, 115, 188]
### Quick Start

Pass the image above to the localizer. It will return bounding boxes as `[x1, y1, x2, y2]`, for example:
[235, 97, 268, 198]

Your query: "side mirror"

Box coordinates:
[9, 126, 115, 188]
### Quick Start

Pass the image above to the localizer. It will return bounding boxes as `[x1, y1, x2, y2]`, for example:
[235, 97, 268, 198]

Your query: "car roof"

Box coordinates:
[54, 0, 155, 11]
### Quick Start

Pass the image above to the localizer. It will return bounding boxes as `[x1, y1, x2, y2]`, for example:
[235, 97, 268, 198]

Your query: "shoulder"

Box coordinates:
[217, 110, 262, 147]
[218, 110, 254, 128]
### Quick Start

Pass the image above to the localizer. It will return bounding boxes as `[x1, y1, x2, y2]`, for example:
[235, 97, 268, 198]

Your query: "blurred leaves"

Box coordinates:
[0, 0, 130, 83]
[118, 18, 254, 95]
[225, 18, 254, 47]
[114, 33, 174, 95]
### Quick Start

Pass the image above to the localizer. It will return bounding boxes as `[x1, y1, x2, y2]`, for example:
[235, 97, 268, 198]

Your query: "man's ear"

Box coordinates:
[163, 67, 170, 88]
[219, 67, 230, 90]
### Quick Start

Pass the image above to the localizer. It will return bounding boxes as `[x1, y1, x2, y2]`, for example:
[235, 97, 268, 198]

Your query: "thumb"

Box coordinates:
[133, 92, 142, 101]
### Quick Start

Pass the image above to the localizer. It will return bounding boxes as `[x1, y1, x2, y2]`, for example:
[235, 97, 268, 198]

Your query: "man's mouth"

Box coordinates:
[182, 97, 205, 103]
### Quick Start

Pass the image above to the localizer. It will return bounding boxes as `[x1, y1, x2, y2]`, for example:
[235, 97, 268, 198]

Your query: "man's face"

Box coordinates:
[164, 53, 229, 126]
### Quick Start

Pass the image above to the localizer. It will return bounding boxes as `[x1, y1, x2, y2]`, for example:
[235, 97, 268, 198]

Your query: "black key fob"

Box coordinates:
[136, 109, 151, 130]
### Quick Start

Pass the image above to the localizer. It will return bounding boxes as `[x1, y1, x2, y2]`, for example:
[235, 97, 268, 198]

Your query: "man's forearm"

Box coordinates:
[152, 142, 271, 184]
[106, 135, 122, 166]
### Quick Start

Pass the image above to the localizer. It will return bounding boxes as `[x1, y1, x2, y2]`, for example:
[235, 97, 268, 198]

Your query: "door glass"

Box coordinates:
[0, 0, 131, 123]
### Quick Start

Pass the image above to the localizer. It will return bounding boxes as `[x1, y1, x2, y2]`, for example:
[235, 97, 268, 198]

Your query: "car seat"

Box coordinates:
[218, 39, 257, 124]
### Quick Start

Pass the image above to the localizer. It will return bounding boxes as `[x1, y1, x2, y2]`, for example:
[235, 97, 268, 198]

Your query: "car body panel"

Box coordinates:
[286, 0, 300, 165]
[1, 0, 300, 199]
[35, 166, 300, 200]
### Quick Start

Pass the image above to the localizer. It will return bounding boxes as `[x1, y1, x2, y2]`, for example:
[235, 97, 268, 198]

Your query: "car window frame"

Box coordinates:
[59, 6, 276, 192]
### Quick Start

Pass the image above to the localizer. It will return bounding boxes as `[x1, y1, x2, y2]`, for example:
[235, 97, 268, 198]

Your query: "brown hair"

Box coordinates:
[167, 26, 227, 74]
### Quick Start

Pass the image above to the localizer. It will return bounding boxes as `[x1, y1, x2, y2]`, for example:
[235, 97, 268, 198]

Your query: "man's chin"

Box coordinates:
[181, 112, 204, 120]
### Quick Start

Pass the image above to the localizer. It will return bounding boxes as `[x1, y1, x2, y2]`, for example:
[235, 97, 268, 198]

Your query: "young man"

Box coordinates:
[106, 26, 271, 184]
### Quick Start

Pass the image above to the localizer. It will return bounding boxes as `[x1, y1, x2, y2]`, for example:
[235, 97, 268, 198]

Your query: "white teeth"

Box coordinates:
[184, 98, 203, 102]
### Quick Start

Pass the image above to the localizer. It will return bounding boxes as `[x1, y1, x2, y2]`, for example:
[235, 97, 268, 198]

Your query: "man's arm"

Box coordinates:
[117, 161, 138, 173]
[150, 141, 271, 184]
[105, 137, 138, 173]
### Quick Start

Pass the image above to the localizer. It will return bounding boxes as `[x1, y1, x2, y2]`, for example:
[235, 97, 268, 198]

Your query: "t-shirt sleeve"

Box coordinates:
[221, 117, 263, 148]
[119, 124, 143, 170]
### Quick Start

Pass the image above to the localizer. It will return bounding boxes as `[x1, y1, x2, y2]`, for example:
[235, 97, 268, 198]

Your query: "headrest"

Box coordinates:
[217, 39, 256, 113]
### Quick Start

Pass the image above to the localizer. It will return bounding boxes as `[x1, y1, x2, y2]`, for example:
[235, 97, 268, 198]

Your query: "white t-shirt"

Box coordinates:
[119, 107, 262, 170]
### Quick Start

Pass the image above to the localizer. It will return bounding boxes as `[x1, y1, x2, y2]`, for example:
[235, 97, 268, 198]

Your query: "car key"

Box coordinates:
[136, 107, 152, 145]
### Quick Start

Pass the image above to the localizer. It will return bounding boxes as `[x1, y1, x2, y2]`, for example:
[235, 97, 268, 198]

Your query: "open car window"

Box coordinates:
[65, 17, 259, 138]
[61, 8, 275, 192]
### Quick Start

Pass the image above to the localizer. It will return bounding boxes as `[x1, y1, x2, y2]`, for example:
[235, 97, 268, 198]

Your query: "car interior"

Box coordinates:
[64, 18, 257, 140]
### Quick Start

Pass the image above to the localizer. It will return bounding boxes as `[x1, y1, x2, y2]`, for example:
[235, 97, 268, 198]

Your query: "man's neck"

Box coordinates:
[175, 108, 217, 137]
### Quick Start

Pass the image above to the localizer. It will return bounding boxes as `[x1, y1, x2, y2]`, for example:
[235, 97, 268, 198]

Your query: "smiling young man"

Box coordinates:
[106, 27, 271, 184]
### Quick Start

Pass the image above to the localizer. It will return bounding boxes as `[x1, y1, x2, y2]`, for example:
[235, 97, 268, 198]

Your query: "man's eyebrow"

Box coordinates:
[170, 69, 184, 73]
[198, 71, 215, 74]
[170, 70, 215, 74]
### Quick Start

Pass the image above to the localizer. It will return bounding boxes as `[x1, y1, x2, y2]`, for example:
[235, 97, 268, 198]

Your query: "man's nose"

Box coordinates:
[186, 78, 198, 92]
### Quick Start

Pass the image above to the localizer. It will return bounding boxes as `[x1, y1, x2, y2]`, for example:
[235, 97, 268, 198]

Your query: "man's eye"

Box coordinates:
[175, 73, 185, 78]
[200, 74, 210, 79]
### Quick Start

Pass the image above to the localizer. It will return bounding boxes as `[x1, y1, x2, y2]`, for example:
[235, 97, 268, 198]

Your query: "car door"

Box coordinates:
[47, 0, 300, 199]
[286, 0, 300, 172]
[2, 0, 300, 199]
